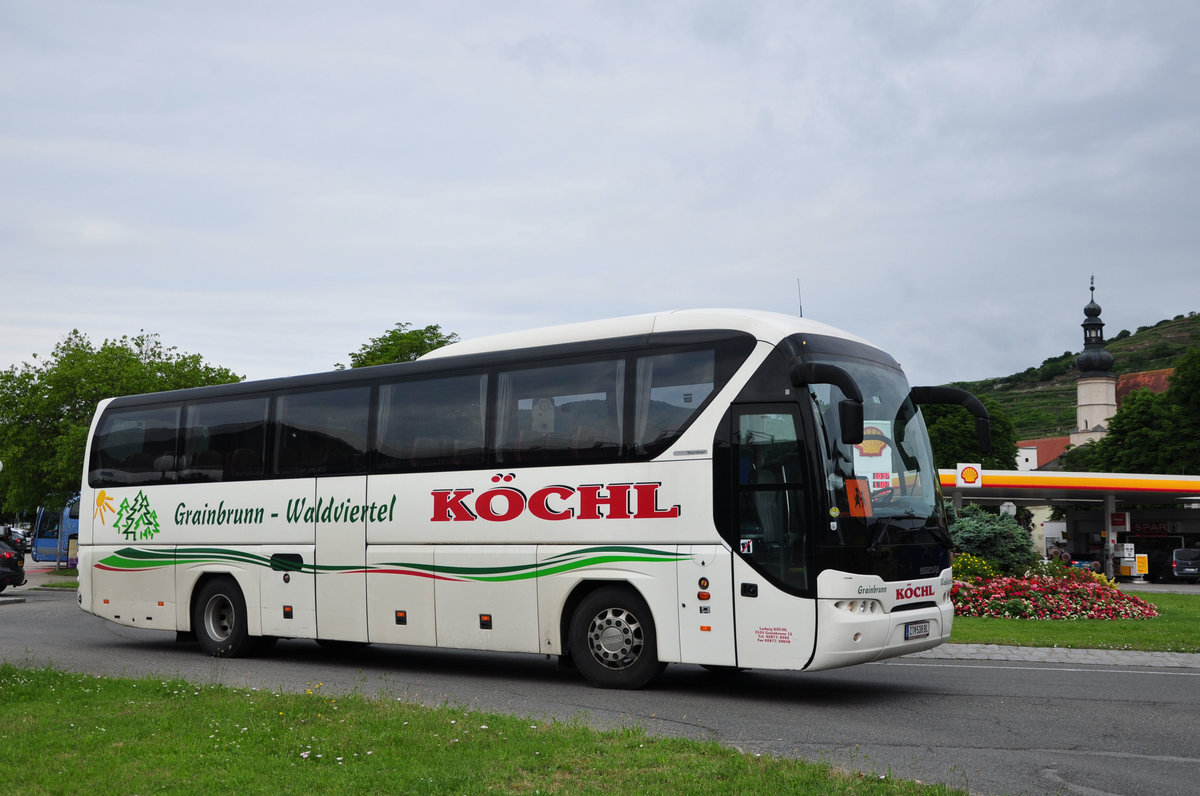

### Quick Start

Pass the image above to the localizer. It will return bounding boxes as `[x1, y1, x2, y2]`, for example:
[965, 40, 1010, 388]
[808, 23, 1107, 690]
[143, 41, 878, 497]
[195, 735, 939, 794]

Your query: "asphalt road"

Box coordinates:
[3, 582, 1199, 796]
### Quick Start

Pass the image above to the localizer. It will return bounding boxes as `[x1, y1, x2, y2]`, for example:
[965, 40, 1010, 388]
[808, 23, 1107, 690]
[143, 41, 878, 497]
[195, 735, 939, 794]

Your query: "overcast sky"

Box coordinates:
[3, 1, 1198, 389]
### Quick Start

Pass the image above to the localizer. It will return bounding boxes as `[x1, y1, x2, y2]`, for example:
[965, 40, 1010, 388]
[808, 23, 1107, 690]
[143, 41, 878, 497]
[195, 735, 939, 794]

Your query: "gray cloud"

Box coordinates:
[2, 1, 1197, 387]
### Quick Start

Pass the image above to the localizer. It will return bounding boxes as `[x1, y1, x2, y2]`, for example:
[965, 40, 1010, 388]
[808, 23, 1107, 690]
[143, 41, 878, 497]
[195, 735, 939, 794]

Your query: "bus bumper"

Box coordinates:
[806, 597, 953, 672]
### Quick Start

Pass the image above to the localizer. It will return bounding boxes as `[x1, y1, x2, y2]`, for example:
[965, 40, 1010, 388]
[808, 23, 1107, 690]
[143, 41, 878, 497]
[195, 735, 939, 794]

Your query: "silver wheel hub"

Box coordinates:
[586, 607, 644, 670]
[203, 594, 234, 642]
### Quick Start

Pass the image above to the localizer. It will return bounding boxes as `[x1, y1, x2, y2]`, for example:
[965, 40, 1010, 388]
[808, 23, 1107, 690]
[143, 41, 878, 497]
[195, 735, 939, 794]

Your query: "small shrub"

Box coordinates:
[953, 553, 999, 582]
[949, 504, 1039, 575]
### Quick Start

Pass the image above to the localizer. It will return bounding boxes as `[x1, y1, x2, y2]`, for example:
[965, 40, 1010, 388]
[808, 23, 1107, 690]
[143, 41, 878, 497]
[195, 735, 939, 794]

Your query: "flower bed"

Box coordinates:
[951, 574, 1158, 620]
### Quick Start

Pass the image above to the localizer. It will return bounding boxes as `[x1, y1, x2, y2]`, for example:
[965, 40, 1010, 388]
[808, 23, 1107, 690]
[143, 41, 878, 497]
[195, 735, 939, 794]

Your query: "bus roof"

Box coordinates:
[422, 308, 874, 360]
[97, 309, 879, 411]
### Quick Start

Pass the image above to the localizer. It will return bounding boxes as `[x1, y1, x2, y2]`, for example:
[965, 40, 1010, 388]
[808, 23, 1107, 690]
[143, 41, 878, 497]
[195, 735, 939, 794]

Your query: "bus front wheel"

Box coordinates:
[568, 585, 664, 689]
[192, 577, 258, 657]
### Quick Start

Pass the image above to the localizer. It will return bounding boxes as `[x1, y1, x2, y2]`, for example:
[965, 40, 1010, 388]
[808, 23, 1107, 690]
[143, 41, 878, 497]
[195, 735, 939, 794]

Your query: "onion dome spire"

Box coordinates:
[1076, 276, 1114, 376]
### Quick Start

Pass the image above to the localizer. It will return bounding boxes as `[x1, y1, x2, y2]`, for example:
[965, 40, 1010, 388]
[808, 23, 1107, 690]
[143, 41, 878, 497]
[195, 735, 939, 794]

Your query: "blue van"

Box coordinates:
[30, 498, 79, 565]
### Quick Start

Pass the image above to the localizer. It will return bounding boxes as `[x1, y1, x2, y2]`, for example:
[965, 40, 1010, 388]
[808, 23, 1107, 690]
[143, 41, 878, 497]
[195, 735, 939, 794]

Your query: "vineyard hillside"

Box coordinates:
[945, 312, 1200, 440]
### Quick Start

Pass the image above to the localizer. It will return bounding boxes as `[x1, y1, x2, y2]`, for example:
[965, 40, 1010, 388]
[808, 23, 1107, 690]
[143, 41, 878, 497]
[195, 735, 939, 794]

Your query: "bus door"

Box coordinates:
[30, 507, 60, 563]
[315, 476, 368, 642]
[31, 502, 78, 564]
[258, 478, 316, 639]
[726, 405, 817, 670]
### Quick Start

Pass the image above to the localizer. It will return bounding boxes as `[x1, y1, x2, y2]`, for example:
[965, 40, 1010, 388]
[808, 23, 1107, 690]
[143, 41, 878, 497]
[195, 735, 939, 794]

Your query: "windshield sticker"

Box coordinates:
[844, 477, 873, 519]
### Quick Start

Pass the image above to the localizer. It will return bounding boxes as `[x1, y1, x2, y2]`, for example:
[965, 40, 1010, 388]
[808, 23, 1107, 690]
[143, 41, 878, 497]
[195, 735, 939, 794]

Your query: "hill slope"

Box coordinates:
[946, 312, 1200, 440]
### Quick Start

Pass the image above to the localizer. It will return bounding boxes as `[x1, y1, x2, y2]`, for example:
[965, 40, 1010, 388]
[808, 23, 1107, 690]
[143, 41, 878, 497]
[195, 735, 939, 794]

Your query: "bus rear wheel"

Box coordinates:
[193, 577, 259, 657]
[568, 586, 663, 689]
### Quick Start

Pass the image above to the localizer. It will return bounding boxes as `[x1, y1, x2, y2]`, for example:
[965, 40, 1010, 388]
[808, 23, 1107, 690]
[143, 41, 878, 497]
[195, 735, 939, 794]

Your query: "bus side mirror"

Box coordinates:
[838, 399, 864, 445]
[790, 362, 865, 445]
[910, 385, 992, 455]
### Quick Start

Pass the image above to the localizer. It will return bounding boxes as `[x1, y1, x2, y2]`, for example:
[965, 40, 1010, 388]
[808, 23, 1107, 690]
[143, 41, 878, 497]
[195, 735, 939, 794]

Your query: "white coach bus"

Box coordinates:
[77, 309, 989, 688]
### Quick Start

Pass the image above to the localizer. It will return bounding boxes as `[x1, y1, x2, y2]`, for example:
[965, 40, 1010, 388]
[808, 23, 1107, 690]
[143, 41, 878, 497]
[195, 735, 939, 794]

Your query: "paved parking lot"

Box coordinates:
[7, 567, 1199, 670]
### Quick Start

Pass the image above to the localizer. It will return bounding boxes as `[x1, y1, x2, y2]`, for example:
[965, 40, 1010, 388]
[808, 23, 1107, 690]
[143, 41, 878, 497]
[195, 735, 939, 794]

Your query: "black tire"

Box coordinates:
[568, 585, 664, 689]
[192, 577, 259, 657]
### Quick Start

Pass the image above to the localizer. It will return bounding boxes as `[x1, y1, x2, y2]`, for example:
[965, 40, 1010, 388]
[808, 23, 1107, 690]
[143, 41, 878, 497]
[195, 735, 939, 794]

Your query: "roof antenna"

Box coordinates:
[796, 278, 803, 317]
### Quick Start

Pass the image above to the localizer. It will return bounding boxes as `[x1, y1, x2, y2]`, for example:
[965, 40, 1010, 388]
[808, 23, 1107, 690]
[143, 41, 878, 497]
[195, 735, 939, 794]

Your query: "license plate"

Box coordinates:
[904, 621, 930, 640]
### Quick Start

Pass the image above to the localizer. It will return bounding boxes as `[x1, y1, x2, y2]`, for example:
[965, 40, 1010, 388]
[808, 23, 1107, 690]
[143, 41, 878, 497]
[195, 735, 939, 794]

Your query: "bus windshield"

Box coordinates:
[806, 354, 951, 579]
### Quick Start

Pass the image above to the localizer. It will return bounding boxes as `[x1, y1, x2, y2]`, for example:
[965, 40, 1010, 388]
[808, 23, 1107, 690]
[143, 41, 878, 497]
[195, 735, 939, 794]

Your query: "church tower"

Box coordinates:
[1070, 277, 1117, 446]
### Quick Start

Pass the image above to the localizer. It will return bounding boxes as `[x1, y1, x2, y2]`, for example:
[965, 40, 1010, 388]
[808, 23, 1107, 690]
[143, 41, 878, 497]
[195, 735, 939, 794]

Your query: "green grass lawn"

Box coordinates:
[37, 566, 78, 589]
[0, 665, 962, 796]
[949, 591, 1200, 653]
[6, 576, 1194, 794]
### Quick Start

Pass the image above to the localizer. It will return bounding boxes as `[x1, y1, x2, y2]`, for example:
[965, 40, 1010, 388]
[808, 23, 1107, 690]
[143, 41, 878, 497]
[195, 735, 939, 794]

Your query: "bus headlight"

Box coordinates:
[832, 599, 883, 615]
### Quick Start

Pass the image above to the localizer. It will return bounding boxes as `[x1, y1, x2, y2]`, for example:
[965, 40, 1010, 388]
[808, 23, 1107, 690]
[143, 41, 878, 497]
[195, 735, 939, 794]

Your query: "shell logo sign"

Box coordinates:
[956, 463, 983, 488]
[855, 426, 889, 457]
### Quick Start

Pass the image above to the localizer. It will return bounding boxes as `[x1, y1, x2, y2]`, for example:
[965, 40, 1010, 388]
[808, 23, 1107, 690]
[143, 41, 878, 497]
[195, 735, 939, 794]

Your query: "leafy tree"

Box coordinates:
[1059, 438, 1103, 473]
[1171, 345, 1200, 417]
[0, 330, 240, 513]
[338, 322, 459, 369]
[922, 395, 1018, 470]
[948, 503, 1039, 575]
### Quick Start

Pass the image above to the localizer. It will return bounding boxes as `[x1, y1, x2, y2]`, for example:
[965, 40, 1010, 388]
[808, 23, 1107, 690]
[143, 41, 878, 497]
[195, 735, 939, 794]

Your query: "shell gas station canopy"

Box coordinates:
[939, 467, 1200, 508]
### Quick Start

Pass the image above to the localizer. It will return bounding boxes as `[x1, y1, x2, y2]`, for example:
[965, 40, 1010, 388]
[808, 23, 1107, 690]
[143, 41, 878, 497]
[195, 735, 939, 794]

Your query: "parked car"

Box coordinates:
[0, 533, 26, 593]
[1171, 548, 1200, 583]
[3, 525, 32, 554]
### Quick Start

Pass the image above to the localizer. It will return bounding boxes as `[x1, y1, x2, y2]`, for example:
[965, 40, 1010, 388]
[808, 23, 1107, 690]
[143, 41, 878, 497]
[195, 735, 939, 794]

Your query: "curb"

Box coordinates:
[907, 642, 1200, 669]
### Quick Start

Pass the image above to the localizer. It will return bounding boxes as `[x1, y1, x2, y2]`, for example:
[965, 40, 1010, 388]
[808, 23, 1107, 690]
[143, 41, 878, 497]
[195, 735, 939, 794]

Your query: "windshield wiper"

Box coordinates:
[865, 515, 951, 552]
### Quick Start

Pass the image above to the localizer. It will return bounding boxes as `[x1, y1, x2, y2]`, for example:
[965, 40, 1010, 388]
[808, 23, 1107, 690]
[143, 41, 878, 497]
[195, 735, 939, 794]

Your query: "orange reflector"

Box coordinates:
[158, 601, 164, 607]
[395, 610, 407, 625]
[700, 625, 711, 632]
[103, 599, 110, 604]
[697, 591, 711, 601]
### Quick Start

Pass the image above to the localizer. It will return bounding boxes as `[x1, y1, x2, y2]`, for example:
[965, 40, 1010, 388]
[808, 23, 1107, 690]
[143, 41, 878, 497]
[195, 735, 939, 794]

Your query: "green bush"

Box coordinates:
[948, 503, 1039, 576]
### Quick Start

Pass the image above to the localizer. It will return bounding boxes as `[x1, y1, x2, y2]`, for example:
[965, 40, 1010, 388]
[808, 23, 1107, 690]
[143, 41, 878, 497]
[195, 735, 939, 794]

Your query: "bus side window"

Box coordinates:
[633, 349, 715, 456]
[375, 373, 487, 472]
[494, 359, 623, 466]
[88, 406, 180, 487]
[275, 387, 371, 477]
[182, 397, 268, 482]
